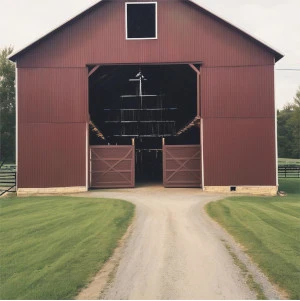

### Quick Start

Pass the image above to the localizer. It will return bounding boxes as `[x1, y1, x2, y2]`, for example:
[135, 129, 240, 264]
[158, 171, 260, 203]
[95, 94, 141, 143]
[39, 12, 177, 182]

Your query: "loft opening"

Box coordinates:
[89, 64, 199, 184]
[126, 2, 157, 39]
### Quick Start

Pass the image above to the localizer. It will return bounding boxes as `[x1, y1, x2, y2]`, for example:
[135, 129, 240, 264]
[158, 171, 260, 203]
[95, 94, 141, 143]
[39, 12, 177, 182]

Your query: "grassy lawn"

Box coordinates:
[278, 158, 300, 166]
[206, 179, 300, 299]
[0, 197, 135, 300]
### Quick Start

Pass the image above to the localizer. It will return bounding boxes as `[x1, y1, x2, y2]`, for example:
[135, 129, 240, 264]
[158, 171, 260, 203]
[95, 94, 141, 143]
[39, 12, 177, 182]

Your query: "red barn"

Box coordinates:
[9, 0, 283, 195]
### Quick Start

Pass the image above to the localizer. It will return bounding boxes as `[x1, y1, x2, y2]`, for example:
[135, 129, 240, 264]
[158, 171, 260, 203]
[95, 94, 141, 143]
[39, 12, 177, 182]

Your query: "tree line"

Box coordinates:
[277, 87, 300, 159]
[0, 47, 15, 163]
[0, 46, 299, 162]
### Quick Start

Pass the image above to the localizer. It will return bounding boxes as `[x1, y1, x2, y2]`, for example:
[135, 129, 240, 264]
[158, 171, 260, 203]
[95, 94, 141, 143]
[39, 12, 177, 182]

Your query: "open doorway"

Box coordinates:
[89, 64, 200, 187]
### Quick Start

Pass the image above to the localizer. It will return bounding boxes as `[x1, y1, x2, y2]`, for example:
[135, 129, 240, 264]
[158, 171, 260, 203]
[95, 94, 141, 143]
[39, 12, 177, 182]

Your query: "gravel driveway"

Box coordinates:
[74, 184, 265, 299]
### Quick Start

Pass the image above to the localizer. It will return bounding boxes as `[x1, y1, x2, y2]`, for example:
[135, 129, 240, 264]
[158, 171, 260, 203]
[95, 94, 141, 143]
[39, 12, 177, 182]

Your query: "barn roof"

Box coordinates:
[9, 0, 283, 62]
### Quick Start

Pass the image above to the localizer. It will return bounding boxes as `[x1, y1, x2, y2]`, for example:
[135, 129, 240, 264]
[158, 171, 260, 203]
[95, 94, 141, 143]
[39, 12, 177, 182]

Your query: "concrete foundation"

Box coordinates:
[17, 186, 87, 196]
[204, 186, 278, 196]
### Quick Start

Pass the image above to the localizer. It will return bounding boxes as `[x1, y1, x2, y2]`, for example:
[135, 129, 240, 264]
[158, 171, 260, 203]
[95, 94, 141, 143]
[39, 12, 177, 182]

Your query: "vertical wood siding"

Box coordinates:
[201, 66, 275, 118]
[17, 0, 273, 68]
[203, 118, 276, 186]
[18, 68, 88, 123]
[18, 123, 86, 188]
[201, 65, 276, 186]
[14, 0, 278, 189]
[17, 68, 88, 188]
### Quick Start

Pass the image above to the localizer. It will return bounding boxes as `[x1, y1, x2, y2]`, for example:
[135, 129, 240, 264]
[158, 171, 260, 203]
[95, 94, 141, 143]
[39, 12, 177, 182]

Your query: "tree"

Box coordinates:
[0, 47, 15, 163]
[277, 86, 300, 159]
[289, 87, 300, 158]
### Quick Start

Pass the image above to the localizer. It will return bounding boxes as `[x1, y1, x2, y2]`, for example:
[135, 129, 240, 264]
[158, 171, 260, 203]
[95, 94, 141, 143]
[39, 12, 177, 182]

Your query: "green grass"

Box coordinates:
[0, 164, 16, 170]
[0, 197, 135, 300]
[279, 178, 300, 194]
[206, 179, 300, 299]
[278, 158, 300, 166]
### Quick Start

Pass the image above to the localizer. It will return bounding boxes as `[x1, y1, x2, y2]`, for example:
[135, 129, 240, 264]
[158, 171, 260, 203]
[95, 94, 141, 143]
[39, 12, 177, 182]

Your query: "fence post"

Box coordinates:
[285, 167, 287, 178]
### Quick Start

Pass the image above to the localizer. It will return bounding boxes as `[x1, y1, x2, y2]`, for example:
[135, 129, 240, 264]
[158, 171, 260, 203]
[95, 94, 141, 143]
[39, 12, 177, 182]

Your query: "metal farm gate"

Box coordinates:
[163, 145, 201, 188]
[90, 146, 135, 188]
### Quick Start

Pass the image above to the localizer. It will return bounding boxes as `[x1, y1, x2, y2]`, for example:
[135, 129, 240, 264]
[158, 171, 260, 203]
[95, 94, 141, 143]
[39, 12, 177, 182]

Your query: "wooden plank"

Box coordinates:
[90, 145, 135, 188]
[88, 65, 101, 77]
[163, 145, 201, 188]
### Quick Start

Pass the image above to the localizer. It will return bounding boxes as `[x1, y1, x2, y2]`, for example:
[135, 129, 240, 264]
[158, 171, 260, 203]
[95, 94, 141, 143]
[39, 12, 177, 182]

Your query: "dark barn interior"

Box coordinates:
[89, 64, 200, 183]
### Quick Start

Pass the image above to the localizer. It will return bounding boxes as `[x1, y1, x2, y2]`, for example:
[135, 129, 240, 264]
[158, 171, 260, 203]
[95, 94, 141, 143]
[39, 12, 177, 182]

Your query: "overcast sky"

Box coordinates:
[0, 0, 299, 109]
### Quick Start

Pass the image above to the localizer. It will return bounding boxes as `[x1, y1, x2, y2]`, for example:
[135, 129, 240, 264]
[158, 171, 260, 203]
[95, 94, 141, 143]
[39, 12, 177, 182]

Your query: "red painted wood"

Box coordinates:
[201, 65, 275, 118]
[18, 68, 88, 124]
[18, 123, 86, 188]
[163, 145, 201, 187]
[13, 0, 278, 190]
[90, 146, 135, 188]
[203, 118, 276, 186]
[15, 0, 274, 68]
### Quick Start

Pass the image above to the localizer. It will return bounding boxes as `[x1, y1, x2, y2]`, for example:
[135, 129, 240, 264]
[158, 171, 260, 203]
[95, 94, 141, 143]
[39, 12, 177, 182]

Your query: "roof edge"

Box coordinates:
[9, 0, 284, 62]
[187, 0, 284, 62]
[9, 0, 103, 62]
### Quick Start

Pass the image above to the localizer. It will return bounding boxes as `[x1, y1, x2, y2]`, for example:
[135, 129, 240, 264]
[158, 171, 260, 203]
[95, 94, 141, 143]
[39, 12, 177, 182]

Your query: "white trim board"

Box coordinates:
[200, 118, 205, 190]
[125, 2, 158, 40]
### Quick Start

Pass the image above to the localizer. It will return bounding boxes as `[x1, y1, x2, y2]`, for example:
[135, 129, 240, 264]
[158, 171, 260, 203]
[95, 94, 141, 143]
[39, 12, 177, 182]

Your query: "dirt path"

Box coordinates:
[75, 185, 278, 300]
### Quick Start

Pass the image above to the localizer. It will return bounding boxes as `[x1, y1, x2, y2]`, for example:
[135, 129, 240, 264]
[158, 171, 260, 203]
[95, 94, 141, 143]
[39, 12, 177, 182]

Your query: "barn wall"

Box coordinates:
[17, 68, 88, 188]
[14, 0, 278, 190]
[201, 65, 276, 186]
[203, 118, 276, 186]
[16, 0, 274, 68]
[18, 68, 88, 123]
[201, 65, 275, 118]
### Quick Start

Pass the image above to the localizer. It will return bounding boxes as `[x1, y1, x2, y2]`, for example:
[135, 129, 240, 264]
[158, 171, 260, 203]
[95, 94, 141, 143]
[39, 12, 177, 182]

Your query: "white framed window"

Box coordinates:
[125, 2, 158, 40]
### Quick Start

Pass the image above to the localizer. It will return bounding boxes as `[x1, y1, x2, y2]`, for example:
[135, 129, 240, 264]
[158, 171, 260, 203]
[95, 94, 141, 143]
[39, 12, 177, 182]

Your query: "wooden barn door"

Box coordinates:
[90, 146, 135, 188]
[163, 145, 201, 188]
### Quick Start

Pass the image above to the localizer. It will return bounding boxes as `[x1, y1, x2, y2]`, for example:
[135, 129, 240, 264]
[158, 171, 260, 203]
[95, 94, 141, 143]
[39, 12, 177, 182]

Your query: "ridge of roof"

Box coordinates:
[9, 0, 284, 62]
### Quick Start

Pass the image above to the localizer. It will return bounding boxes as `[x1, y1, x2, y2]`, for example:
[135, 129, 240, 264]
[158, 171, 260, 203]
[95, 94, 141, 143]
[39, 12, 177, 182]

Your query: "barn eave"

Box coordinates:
[8, 0, 283, 62]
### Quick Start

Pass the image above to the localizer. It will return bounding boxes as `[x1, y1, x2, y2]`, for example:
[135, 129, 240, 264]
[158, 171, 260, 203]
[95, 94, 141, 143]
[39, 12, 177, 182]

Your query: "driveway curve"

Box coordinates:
[75, 184, 258, 299]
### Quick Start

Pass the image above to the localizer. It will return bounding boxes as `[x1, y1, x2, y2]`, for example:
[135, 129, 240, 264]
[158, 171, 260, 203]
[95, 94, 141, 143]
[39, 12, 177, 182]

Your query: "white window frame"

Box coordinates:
[125, 2, 158, 40]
